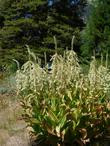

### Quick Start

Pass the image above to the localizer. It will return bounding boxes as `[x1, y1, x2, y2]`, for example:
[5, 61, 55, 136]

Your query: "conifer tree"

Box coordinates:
[81, 0, 110, 58]
[0, 0, 87, 66]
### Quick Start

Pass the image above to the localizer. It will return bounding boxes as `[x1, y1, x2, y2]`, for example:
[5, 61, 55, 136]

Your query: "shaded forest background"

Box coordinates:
[0, 0, 110, 69]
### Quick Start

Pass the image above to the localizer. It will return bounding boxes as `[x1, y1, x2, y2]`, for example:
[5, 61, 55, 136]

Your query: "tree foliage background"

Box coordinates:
[0, 0, 87, 67]
[81, 0, 110, 59]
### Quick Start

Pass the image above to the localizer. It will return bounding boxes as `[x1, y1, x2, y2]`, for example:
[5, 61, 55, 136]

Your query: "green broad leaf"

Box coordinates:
[31, 118, 40, 124]
[59, 114, 67, 124]
[60, 120, 71, 132]
[44, 116, 54, 127]
[58, 114, 67, 129]
[73, 109, 81, 122]
[42, 118, 55, 136]
[48, 110, 58, 123]
[67, 90, 72, 101]
[73, 121, 77, 130]
[51, 98, 56, 111]
[98, 95, 105, 103]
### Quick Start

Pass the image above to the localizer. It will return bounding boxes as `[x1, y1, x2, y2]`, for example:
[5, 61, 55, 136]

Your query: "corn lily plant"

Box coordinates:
[16, 49, 110, 146]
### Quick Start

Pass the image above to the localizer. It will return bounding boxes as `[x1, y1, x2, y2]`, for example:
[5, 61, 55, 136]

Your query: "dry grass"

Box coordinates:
[0, 83, 30, 146]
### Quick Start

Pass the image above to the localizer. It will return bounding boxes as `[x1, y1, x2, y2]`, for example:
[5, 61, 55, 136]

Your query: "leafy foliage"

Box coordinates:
[16, 49, 110, 146]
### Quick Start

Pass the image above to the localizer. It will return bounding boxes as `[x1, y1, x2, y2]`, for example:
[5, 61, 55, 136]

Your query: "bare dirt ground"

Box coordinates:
[0, 75, 30, 146]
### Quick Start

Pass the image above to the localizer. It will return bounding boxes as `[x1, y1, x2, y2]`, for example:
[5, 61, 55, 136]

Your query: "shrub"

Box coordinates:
[16, 49, 110, 146]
